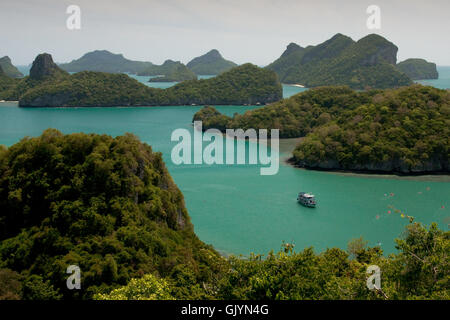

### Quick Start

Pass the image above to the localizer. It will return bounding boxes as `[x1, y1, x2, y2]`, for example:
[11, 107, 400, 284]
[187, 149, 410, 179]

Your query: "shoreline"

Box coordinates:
[284, 157, 450, 182]
[275, 136, 450, 181]
[196, 131, 450, 181]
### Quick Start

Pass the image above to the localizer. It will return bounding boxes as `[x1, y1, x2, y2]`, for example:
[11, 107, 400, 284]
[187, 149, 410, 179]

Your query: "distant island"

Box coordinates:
[59, 50, 197, 82]
[59, 50, 154, 74]
[397, 58, 439, 80]
[0, 53, 282, 107]
[58, 49, 235, 80]
[194, 85, 449, 174]
[143, 60, 197, 82]
[0, 65, 20, 94]
[0, 56, 23, 78]
[266, 33, 414, 89]
[187, 49, 237, 75]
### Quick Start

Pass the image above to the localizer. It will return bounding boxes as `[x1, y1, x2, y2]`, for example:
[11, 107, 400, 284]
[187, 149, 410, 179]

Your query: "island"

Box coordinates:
[0, 65, 20, 94]
[397, 58, 439, 80]
[0, 56, 24, 78]
[187, 49, 238, 75]
[58, 50, 154, 74]
[0, 53, 282, 107]
[146, 60, 197, 82]
[193, 85, 449, 174]
[266, 33, 413, 89]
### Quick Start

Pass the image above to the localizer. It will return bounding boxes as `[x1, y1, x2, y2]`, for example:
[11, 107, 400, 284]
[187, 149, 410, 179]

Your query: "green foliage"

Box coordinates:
[0, 56, 23, 78]
[267, 33, 412, 89]
[194, 85, 450, 173]
[0, 130, 447, 300]
[0, 129, 221, 299]
[397, 58, 439, 80]
[0, 66, 20, 98]
[21, 274, 62, 300]
[139, 60, 197, 81]
[213, 223, 449, 300]
[187, 49, 237, 75]
[94, 274, 174, 300]
[100, 223, 448, 300]
[9, 57, 281, 107]
[292, 86, 449, 172]
[0, 268, 22, 300]
[192, 106, 231, 131]
[1, 53, 70, 101]
[148, 62, 197, 82]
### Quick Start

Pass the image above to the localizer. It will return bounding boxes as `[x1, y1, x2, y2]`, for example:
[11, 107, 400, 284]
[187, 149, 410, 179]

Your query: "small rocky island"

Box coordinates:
[397, 58, 439, 80]
[0, 56, 23, 78]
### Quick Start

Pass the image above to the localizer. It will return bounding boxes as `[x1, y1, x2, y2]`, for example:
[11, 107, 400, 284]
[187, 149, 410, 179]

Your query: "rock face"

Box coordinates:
[266, 33, 412, 89]
[281, 43, 304, 58]
[294, 157, 449, 174]
[355, 34, 398, 66]
[397, 58, 439, 80]
[0, 56, 23, 78]
[187, 49, 237, 75]
[29, 53, 68, 81]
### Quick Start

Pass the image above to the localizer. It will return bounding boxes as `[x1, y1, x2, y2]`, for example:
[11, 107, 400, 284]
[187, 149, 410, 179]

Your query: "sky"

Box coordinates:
[1, 0, 449, 66]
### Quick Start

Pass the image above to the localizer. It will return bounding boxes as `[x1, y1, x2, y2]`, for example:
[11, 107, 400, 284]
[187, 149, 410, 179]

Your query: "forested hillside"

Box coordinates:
[266, 34, 413, 89]
[194, 85, 450, 173]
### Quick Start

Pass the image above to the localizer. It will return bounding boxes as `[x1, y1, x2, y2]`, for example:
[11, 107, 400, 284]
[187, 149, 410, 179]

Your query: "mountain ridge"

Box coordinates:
[266, 33, 413, 89]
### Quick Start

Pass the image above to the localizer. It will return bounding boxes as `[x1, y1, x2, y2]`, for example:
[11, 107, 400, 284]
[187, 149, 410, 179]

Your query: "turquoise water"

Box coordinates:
[1, 66, 449, 256]
[417, 66, 450, 89]
[0, 103, 448, 256]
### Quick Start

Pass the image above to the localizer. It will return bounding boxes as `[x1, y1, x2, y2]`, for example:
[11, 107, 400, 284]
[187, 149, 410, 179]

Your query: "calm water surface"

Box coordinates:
[0, 103, 448, 256]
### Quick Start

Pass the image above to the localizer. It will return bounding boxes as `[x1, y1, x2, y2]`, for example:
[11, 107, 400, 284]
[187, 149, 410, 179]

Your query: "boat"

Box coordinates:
[297, 192, 316, 207]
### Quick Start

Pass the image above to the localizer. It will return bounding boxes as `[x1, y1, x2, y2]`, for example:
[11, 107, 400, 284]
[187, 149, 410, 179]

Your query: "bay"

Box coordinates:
[0, 102, 448, 256]
[0, 66, 449, 256]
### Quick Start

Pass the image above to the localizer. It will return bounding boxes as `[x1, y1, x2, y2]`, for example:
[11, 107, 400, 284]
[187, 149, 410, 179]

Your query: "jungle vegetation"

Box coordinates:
[0, 53, 282, 107]
[266, 34, 413, 89]
[0, 130, 447, 300]
[193, 85, 450, 173]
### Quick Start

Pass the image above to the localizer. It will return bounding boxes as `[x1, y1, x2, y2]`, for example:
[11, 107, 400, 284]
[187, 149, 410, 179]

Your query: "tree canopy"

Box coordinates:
[194, 85, 450, 173]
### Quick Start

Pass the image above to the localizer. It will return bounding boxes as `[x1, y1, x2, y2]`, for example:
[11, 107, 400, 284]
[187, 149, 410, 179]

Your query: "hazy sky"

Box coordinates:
[1, 0, 449, 66]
